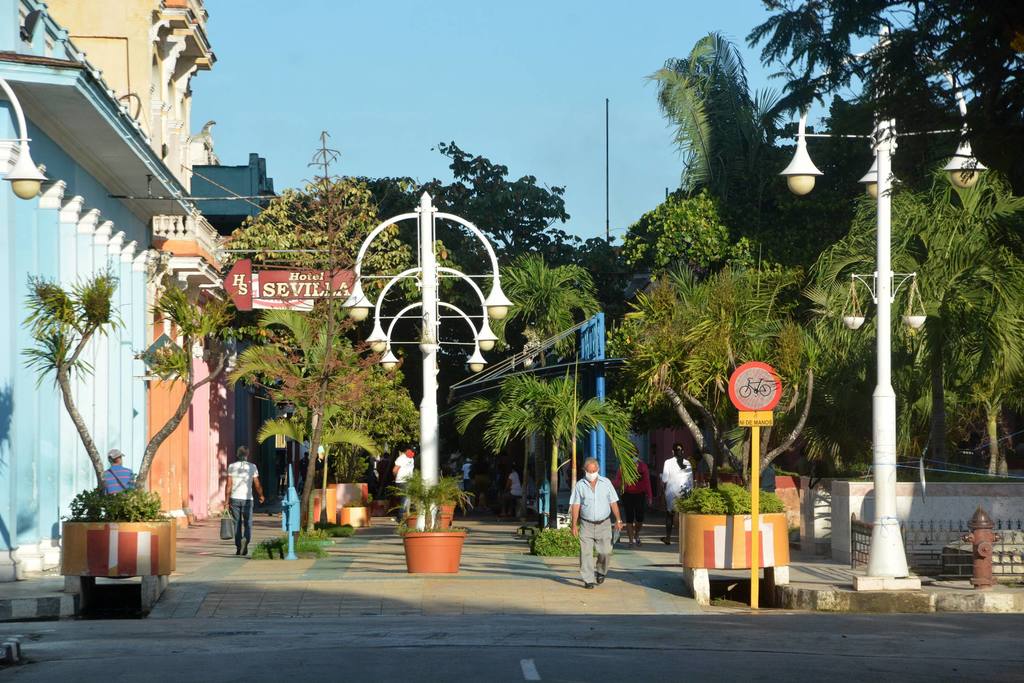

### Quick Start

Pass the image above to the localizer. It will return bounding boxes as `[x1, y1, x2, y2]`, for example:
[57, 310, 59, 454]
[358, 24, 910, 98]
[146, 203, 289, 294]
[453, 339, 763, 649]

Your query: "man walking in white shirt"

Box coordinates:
[661, 443, 693, 545]
[392, 448, 415, 520]
[226, 446, 265, 556]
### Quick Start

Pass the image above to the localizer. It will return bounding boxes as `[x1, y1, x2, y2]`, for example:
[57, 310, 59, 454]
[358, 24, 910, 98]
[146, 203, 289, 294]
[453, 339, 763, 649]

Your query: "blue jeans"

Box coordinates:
[230, 498, 254, 550]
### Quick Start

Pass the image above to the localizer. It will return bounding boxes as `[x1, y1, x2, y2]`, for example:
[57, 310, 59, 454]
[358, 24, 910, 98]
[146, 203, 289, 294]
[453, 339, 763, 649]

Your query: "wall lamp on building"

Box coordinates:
[0, 77, 46, 200]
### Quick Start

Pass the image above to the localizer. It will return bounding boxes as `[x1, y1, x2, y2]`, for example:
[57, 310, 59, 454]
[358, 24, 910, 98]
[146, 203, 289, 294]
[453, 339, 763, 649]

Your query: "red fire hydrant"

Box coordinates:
[962, 506, 999, 590]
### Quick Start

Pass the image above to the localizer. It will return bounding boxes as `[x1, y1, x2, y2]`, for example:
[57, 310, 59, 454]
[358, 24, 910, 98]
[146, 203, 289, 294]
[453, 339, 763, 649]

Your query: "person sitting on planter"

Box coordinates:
[226, 446, 265, 556]
[660, 443, 693, 545]
[570, 458, 625, 589]
[102, 449, 135, 494]
[612, 453, 652, 547]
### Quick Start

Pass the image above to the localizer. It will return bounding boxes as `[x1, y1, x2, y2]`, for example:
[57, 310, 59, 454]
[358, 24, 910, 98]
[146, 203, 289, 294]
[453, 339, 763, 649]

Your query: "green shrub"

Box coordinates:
[68, 487, 165, 522]
[676, 488, 728, 515]
[759, 492, 786, 514]
[674, 486, 787, 515]
[718, 483, 751, 514]
[251, 532, 329, 560]
[314, 522, 356, 538]
[530, 528, 581, 557]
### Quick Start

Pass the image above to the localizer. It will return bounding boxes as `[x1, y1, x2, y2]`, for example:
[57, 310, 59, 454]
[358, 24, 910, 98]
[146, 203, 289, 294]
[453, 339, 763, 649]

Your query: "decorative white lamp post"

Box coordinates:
[345, 192, 511, 493]
[779, 52, 985, 585]
[0, 77, 47, 200]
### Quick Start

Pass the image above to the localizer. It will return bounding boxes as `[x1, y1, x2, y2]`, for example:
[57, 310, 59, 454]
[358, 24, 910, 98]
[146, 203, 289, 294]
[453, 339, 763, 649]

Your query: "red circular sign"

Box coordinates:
[728, 361, 782, 412]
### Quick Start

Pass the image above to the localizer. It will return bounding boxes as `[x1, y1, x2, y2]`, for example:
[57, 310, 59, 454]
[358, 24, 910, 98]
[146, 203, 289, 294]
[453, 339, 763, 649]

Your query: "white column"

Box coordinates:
[418, 192, 439, 488]
[866, 117, 910, 578]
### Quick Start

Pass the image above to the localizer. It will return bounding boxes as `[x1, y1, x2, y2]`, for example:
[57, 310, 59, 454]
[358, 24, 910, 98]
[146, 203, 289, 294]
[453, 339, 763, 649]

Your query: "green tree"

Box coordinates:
[24, 276, 232, 488]
[230, 308, 375, 530]
[138, 285, 233, 486]
[256, 408, 379, 523]
[809, 173, 1024, 469]
[455, 374, 638, 527]
[622, 190, 754, 275]
[24, 272, 120, 484]
[651, 32, 786, 230]
[499, 254, 599, 356]
[749, 1, 1024, 191]
[614, 267, 813, 481]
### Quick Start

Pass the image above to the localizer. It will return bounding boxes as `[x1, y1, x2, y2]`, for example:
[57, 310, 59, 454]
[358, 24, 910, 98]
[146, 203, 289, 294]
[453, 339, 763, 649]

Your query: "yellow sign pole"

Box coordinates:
[750, 423, 760, 610]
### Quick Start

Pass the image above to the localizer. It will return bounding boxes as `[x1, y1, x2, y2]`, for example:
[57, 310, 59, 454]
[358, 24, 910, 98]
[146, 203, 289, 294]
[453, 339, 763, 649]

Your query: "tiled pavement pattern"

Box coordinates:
[150, 515, 702, 619]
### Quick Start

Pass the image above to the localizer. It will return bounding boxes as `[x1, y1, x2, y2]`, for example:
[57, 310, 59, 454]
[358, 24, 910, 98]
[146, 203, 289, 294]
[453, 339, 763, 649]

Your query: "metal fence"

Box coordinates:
[852, 514, 1024, 578]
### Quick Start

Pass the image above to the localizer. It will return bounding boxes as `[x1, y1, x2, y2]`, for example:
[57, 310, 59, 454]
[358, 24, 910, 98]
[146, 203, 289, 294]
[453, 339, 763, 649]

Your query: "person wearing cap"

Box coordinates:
[102, 449, 135, 494]
[392, 448, 415, 520]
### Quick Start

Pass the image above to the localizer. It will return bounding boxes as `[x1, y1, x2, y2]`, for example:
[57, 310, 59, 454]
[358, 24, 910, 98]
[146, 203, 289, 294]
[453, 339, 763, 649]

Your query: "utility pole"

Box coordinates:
[605, 97, 610, 243]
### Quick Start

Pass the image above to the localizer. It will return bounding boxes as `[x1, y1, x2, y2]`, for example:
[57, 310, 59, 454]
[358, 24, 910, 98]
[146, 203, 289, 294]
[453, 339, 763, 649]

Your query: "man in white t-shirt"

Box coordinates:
[660, 443, 693, 545]
[226, 446, 265, 556]
[392, 449, 415, 519]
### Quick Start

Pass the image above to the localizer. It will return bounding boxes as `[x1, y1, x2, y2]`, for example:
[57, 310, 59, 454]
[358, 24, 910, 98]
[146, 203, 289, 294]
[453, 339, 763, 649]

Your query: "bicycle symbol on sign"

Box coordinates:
[738, 377, 775, 399]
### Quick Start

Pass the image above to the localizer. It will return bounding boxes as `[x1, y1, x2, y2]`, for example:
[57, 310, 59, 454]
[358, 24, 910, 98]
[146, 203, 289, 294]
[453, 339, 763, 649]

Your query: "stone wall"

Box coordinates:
[830, 481, 1024, 564]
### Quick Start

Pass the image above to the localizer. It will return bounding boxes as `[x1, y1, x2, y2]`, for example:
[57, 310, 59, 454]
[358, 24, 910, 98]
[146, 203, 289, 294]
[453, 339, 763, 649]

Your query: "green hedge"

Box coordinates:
[530, 528, 581, 557]
[314, 522, 356, 538]
[675, 483, 786, 515]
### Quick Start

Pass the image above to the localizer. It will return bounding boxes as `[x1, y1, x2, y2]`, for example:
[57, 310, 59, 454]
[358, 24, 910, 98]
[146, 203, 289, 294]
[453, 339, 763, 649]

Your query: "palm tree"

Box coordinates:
[24, 271, 120, 485]
[231, 308, 366, 530]
[257, 408, 378, 524]
[499, 254, 599, 356]
[621, 266, 813, 482]
[810, 172, 1024, 468]
[650, 32, 785, 227]
[456, 374, 637, 528]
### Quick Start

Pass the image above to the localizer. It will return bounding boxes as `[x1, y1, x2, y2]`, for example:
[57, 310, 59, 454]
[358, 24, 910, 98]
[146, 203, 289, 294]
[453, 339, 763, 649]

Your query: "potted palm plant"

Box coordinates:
[391, 472, 472, 573]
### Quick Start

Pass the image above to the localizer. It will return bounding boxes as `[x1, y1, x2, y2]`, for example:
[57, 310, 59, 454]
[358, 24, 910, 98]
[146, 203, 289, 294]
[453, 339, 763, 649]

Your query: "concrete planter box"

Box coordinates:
[339, 506, 370, 528]
[313, 483, 369, 524]
[61, 521, 176, 577]
[680, 512, 789, 569]
[61, 521, 176, 615]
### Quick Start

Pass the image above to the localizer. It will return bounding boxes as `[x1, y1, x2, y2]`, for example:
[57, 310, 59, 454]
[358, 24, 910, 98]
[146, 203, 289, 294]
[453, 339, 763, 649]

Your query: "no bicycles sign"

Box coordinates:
[728, 361, 782, 413]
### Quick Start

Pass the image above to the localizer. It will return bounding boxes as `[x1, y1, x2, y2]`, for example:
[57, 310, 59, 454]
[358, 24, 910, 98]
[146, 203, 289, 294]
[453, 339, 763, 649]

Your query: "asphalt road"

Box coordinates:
[2, 613, 1021, 682]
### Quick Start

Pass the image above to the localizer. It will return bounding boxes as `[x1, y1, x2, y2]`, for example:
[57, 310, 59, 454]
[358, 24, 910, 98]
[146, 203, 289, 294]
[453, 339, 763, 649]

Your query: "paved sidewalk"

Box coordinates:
[149, 514, 702, 619]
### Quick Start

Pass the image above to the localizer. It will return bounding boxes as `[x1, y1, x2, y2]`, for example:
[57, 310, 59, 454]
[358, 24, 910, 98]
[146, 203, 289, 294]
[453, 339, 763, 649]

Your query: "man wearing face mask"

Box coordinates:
[661, 443, 693, 544]
[570, 458, 625, 589]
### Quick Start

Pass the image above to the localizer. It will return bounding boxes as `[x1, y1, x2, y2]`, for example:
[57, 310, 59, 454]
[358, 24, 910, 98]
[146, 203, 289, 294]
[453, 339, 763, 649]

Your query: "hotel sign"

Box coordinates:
[223, 259, 355, 311]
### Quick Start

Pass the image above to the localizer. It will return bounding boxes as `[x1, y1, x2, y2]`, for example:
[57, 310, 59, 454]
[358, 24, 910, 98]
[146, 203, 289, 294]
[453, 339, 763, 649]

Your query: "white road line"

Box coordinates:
[520, 658, 541, 681]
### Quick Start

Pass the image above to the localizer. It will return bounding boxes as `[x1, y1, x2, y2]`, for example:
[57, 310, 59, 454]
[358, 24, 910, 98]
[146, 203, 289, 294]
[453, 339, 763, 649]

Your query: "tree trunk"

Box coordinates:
[928, 351, 947, 463]
[762, 369, 815, 469]
[520, 446, 529, 521]
[303, 407, 326, 530]
[56, 367, 104, 486]
[570, 438, 578, 491]
[137, 347, 227, 488]
[986, 407, 1000, 475]
[549, 440, 559, 529]
[320, 447, 329, 524]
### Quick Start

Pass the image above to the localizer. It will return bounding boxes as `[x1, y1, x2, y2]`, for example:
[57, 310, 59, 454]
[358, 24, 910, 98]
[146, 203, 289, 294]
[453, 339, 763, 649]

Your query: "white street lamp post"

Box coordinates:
[779, 52, 985, 583]
[346, 192, 510, 493]
[0, 77, 47, 200]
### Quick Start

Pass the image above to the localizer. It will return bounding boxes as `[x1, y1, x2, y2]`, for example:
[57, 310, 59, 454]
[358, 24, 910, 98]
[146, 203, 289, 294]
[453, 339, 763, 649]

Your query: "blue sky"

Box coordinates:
[193, 1, 779, 242]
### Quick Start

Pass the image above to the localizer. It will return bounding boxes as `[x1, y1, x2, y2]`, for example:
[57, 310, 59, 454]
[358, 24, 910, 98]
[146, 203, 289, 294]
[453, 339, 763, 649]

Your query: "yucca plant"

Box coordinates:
[389, 472, 472, 532]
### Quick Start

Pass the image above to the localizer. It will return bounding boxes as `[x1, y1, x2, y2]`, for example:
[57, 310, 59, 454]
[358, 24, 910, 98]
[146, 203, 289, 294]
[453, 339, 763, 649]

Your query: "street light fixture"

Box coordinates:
[0, 77, 47, 200]
[345, 192, 509, 493]
[779, 38, 985, 584]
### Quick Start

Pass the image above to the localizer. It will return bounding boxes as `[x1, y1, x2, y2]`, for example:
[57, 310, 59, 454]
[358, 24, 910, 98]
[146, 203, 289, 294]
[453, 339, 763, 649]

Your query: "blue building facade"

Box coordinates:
[193, 152, 274, 235]
[0, 1, 192, 580]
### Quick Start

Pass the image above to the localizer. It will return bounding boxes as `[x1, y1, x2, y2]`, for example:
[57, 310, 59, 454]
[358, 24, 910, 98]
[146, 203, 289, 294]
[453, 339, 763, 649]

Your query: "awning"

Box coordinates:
[0, 51, 191, 220]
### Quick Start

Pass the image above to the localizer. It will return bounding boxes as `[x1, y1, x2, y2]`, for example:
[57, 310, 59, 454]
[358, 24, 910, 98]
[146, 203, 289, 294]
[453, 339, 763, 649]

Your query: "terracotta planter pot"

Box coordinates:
[339, 506, 370, 528]
[679, 512, 789, 569]
[61, 521, 177, 577]
[403, 531, 466, 573]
